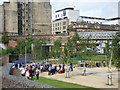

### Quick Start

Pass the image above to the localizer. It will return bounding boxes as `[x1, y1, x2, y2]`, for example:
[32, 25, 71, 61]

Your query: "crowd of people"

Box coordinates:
[9, 61, 74, 81]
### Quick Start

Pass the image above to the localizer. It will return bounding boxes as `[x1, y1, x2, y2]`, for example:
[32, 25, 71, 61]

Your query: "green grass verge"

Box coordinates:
[34, 76, 99, 90]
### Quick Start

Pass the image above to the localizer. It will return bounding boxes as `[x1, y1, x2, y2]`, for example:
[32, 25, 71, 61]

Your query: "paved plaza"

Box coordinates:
[39, 67, 119, 88]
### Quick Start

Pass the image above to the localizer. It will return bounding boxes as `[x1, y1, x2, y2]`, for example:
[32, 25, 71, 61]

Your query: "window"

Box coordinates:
[84, 25, 87, 28]
[58, 23, 59, 26]
[53, 24, 54, 27]
[58, 27, 59, 30]
[56, 28, 57, 31]
[58, 14, 59, 17]
[116, 27, 118, 30]
[26, 20, 28, 22]
[53, 28, 54, 31]
[29, 2, 31, 6]
[60, 22, 61, 25]
[81, 25, 83, 27]
[56, 23, 57, 26]
[63, 26, 66, 29]
[26, 11, 28, 14]
[73, 26, 75, 28]
[26, 4, 28, 6]
[63, 10, 66, 16]
[55, 15, 57, 18]
[32, 29, 34, 33]
[63, 31, 66, 33]
[26, 29, 28, 32]
[29, 10, 31, 13]
[60, 27, 61, 30]
[63, 21, 66, 25]
[96, 25, 99, 28]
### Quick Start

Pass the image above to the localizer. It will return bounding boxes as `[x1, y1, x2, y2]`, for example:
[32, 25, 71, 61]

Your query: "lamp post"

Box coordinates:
[25, 40, 27, 68]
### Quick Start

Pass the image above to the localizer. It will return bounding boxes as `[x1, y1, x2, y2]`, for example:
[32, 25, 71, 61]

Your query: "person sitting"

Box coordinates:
[58, 68, 63, 74]
[58, 64, 61, 71]
[25, 69, 31, 80]
[48, 65, 54, 75]
[42, 65, 46, 71]
[40, 64, 43, 72]
[53, 65, 57, 74]
[21, 67, 25, 76]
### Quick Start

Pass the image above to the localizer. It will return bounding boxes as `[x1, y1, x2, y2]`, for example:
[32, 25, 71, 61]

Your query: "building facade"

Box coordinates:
[3, 2, 18, 35]
[52, 19, 69, 34]
[68, 22, 119, 53]
[52, 7, 80, 35]
[0, 5, 4, 35]
[3, 1, 51, 36]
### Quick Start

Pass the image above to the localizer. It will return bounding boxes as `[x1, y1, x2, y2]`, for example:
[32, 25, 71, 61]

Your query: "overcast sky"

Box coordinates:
[0, 0, 119, 19]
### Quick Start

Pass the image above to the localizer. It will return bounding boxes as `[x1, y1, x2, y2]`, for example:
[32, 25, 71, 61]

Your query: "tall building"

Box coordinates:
[3, 2, 18, 35]
[3, 1, 51, 35]
[52, 7, 80, 35]
[0, 5, 4, 35]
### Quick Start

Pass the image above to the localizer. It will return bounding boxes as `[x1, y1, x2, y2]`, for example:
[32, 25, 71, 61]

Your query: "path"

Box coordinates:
[39, 67, 119, 89]
[73, 69, 120, 78]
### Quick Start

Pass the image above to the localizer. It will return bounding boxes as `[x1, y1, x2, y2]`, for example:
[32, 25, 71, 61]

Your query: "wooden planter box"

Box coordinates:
[13, 69, 21, 76]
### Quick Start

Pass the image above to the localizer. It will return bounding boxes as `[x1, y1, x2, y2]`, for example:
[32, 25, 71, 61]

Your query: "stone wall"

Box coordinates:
[0, 55, 9, 66]
[10, 35, 69, 44]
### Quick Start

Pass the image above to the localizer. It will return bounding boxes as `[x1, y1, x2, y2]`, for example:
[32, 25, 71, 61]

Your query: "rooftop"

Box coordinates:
[55, 7, 74, 13]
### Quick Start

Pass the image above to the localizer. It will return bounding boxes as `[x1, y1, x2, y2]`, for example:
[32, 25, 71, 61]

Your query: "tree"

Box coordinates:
[2, 34, 10, 44]
[34, 39, 46, 61]
[112, 32, 120, 68]
[53, 40, 62, 58]
[104, 40, 111, 58]
[6, 46, 14, 55]
[63, 39, 74, 64]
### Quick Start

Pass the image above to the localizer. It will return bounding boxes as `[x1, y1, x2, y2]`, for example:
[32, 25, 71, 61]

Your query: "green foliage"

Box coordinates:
[31, 85, 38, 88]
[1, 48, 6, 55]
[51, 40, 62, 58]
[112, 32, 120, 68]
[104, 40, 111, 58]
[34, 40, 46, 60]
[6, 47, 14, 55]
[72, 32, 79, 44]
[2, 34, 10, 44]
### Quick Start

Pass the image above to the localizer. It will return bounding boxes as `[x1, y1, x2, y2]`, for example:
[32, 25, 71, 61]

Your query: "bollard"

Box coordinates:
[107, 73, 113, 86]
[82, 68, 87, 76]
[65, 69, 70, 78]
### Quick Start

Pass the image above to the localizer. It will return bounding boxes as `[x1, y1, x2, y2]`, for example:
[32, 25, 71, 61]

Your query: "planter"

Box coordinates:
[13, 69, 21, 76]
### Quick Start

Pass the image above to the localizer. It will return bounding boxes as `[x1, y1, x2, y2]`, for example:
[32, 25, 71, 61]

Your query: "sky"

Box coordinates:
[0, 0, 119, 24]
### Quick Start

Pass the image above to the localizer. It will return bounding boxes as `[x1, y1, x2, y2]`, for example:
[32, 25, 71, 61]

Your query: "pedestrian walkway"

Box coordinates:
[40, 67, 118, 88]
[73, 69, 120, 78]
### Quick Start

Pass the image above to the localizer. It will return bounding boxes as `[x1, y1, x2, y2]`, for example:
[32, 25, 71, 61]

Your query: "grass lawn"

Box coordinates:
[34, 76, 99, 90]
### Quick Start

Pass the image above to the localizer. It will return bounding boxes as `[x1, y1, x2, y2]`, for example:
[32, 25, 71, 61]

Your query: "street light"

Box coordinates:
[25, 40, 27, 68]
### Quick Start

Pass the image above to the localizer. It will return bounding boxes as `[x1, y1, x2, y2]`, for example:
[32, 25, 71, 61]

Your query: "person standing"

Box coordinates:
[70, 62, 73, 71]
[48, 65, 52, 75]
[29, 66, 34, 81]
[36, 68, 40, 80]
